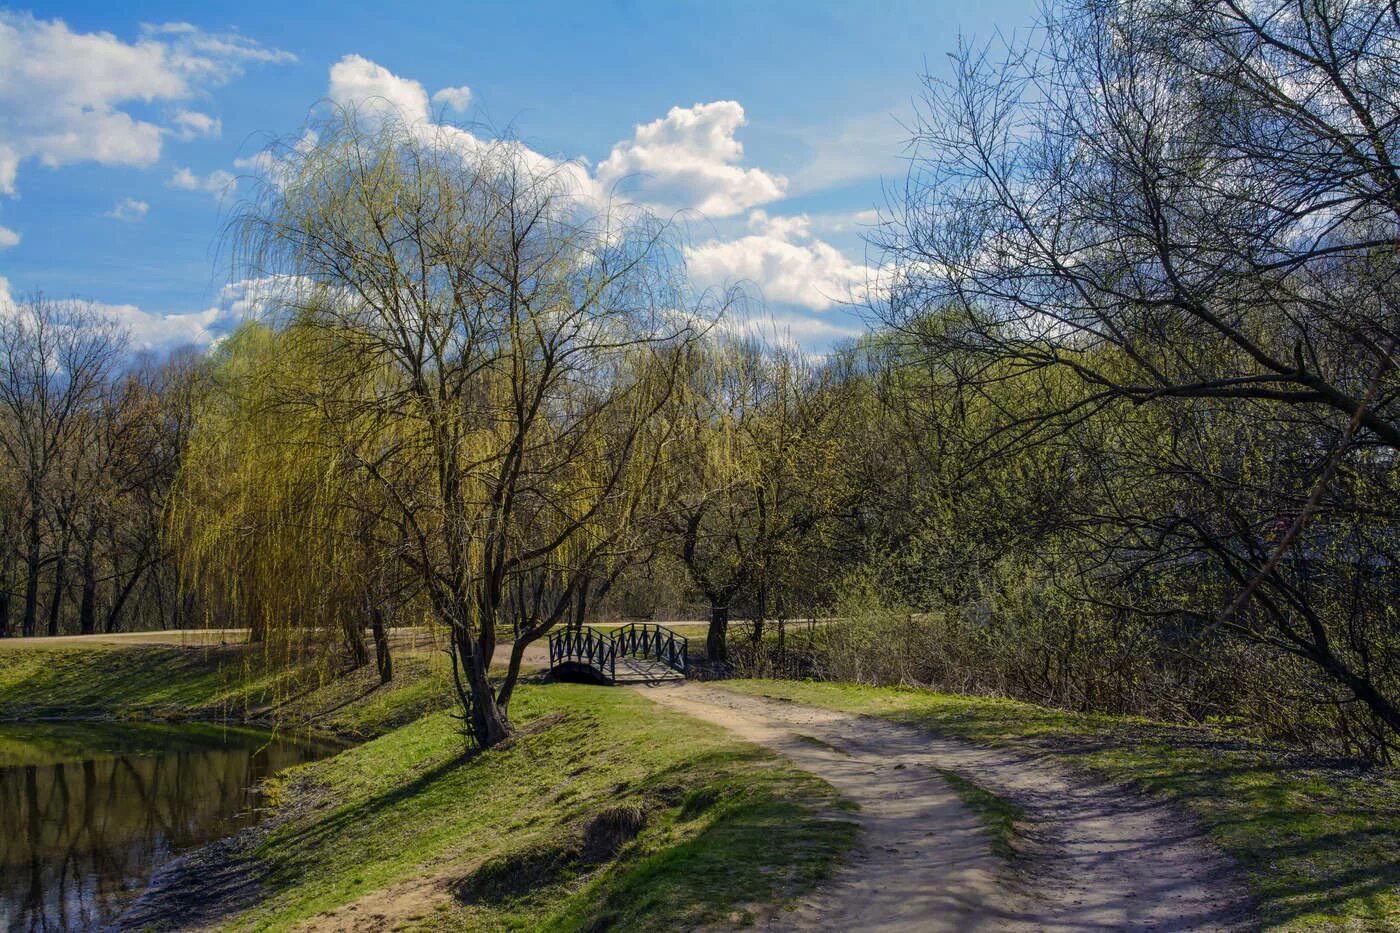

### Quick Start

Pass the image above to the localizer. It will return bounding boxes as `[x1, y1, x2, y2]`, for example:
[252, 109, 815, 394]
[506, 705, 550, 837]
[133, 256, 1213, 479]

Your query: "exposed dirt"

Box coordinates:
[297, 869, 454, 932]
[111, 778, 332, 932]
[641, 683, 1256, 932]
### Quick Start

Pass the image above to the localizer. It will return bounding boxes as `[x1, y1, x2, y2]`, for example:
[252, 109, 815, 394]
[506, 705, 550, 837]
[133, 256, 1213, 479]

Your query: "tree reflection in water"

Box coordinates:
[0, 722, 335, 932]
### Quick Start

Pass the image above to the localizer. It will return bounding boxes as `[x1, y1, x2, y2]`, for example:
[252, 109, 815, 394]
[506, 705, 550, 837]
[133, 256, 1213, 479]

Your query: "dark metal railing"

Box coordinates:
[548, 624, 617, 681]
[612, 622, 688, 674]
[547, 622, 688, 683]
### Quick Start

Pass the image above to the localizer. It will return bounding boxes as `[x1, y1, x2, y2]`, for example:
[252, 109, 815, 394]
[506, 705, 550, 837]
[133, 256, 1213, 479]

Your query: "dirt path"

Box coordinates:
[642, 684, 1254, 932]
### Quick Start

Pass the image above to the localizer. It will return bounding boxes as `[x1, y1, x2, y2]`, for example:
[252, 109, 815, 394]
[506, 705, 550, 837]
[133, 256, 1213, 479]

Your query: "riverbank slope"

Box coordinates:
[0, 639, 857, 930]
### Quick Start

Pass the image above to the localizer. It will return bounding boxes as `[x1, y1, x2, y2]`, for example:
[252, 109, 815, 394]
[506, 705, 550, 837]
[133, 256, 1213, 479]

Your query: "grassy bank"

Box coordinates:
[723, 679, 1400, 930]
[175, 684, 854, 931]
[0, 641, 452, 738]
[0, 643, 859, 930]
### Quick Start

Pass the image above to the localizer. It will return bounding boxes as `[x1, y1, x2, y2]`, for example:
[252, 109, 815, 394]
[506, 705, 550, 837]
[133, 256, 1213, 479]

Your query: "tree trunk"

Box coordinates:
[448, 622, 511, 749]
[0, 549, 11, 638]
[103, 560, 147, 634]
[707, 602, 730, 665]
[752, 580, 767, 644]
[345, 616, 369, 669]
[45, 537, 69, 637]
[572, 578, 589, 629]
[370, 604, 392, 684]
[21, 499, 41, 638]
[78, 544, 97, 636]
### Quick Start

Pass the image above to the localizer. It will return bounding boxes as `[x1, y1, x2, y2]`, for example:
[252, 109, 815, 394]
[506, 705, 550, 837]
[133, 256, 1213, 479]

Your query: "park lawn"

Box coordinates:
[230, 683, 856, 932]
[721, 679, 1400, 931]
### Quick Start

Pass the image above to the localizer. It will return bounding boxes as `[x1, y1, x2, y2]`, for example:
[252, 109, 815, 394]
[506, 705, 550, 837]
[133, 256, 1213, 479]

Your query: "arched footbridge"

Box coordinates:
[547, 623, 688, 685]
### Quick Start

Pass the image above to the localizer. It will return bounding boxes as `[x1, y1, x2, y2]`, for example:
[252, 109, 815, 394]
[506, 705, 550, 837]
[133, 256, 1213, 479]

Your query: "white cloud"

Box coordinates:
[233, 58, 862, 338]
[169, 167, 236, 199]
[0, 225, 18, 248]
[0, 275, 10, 306]
[105, 198, 149, 221]
[432, 85, 473, 112]
[685, 210, 873, 311]
[596, 101, 786, 217]
[233, 59, 596, 206]
[328, 54, 430, 125]
[84, 276, 305, 352]
[748, 209, 811, 240]
[712, 307, 864, 349]
[0, 12, 291, 195]
[172, 110, 221, 140]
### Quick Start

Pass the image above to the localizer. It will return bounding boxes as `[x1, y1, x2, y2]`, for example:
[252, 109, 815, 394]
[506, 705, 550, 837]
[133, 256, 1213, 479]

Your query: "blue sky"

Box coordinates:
[0, 0, 1037, 351]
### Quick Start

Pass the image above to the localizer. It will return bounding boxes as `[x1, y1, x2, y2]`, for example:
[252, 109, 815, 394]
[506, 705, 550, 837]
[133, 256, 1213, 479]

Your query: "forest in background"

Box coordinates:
[1, 0, 1398, 760]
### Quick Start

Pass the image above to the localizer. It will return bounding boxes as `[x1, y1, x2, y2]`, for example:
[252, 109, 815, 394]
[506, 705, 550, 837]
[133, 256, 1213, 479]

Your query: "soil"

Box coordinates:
[111, 778, 331, 932]
[641, 683, 1256, 932]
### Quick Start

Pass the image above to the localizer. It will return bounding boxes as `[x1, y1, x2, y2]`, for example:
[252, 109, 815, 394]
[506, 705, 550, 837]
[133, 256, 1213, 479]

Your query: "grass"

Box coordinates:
[0, 718, 301, 767]
[230, 684, 856, 931]
[934, 768, 1024, 863]
[0, 641, 859, 930]
[0, 641, 455, 739]
[722, 679, 1400, 931]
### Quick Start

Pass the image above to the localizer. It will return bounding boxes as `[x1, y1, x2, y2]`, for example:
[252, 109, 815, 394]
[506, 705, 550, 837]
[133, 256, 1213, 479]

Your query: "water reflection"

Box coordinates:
[0, 722, 336, 932]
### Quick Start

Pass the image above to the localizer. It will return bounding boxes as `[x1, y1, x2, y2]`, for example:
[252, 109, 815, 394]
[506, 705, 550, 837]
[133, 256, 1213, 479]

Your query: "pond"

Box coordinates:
[0, 721, 338, 932]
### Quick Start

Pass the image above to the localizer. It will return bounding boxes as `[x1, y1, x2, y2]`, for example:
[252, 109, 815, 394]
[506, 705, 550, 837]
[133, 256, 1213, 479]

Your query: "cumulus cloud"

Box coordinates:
[432, 85, 473, 112]
[685, 209, 872, 311]
[228, 58, 864, 341]
[0, 12, 291, 195]
[328, 54, 430, 125]
[105, 198, 149, 221]
[85, 277, 306, 352]
[0, 225, 18, 248]
[246, 59, 784, 222]
[748, 209, 811, 240]
[172, 110, 221, 140]
[229, 58, 596, 206]
[169, 167, 236, 199]
[596, 101, 786, 217]
[712, 307, 864, 349]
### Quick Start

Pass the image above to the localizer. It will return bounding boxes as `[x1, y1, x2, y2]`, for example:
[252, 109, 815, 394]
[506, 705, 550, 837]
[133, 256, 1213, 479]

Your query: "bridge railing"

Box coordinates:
[612, 622, 688, 674]
[548, 624, 617, 681]
[548, 622, 688, 681]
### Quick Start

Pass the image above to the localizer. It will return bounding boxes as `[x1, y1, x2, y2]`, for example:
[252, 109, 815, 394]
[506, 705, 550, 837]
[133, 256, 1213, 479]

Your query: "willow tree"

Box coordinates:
[233, 109, 692, 747]
[170, 322, 405, 683]
[665, 337, 855, 665]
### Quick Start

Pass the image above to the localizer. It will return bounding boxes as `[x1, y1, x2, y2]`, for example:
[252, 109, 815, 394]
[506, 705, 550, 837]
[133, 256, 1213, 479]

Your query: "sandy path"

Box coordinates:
[642, 684, 1254, 932]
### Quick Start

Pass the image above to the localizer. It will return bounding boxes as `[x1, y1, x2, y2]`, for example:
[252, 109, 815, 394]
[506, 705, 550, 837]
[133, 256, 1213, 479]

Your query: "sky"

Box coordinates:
[0, 0, 1037, 353]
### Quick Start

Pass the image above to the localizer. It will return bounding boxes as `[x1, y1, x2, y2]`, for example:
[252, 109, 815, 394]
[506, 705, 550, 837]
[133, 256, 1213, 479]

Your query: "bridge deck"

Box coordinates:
[612, 657, 686, 684]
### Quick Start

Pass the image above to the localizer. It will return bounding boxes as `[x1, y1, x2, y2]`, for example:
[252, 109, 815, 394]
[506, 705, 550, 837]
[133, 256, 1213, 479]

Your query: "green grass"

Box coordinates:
[0, 719, 302, 767]
[0, 643, 454, 739]
[934, 768, 1024, 863]
[230, 684, 856, 931]
[0, 645, 859, 930]
[722, 679, 1400, 931]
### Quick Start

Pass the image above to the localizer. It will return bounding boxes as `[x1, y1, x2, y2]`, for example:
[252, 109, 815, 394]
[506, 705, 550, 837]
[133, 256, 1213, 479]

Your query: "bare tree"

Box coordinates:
[0, 296, 126, 637]
[882, 0, 1400, 746]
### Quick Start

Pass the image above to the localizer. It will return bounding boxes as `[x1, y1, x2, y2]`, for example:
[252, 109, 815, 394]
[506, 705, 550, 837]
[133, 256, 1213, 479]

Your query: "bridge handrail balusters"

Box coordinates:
[548, 621, 688, 682]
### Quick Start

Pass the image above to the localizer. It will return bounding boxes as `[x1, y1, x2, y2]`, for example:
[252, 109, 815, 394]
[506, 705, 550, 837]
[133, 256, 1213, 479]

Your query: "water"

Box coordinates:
[0, 721, 338, 932]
